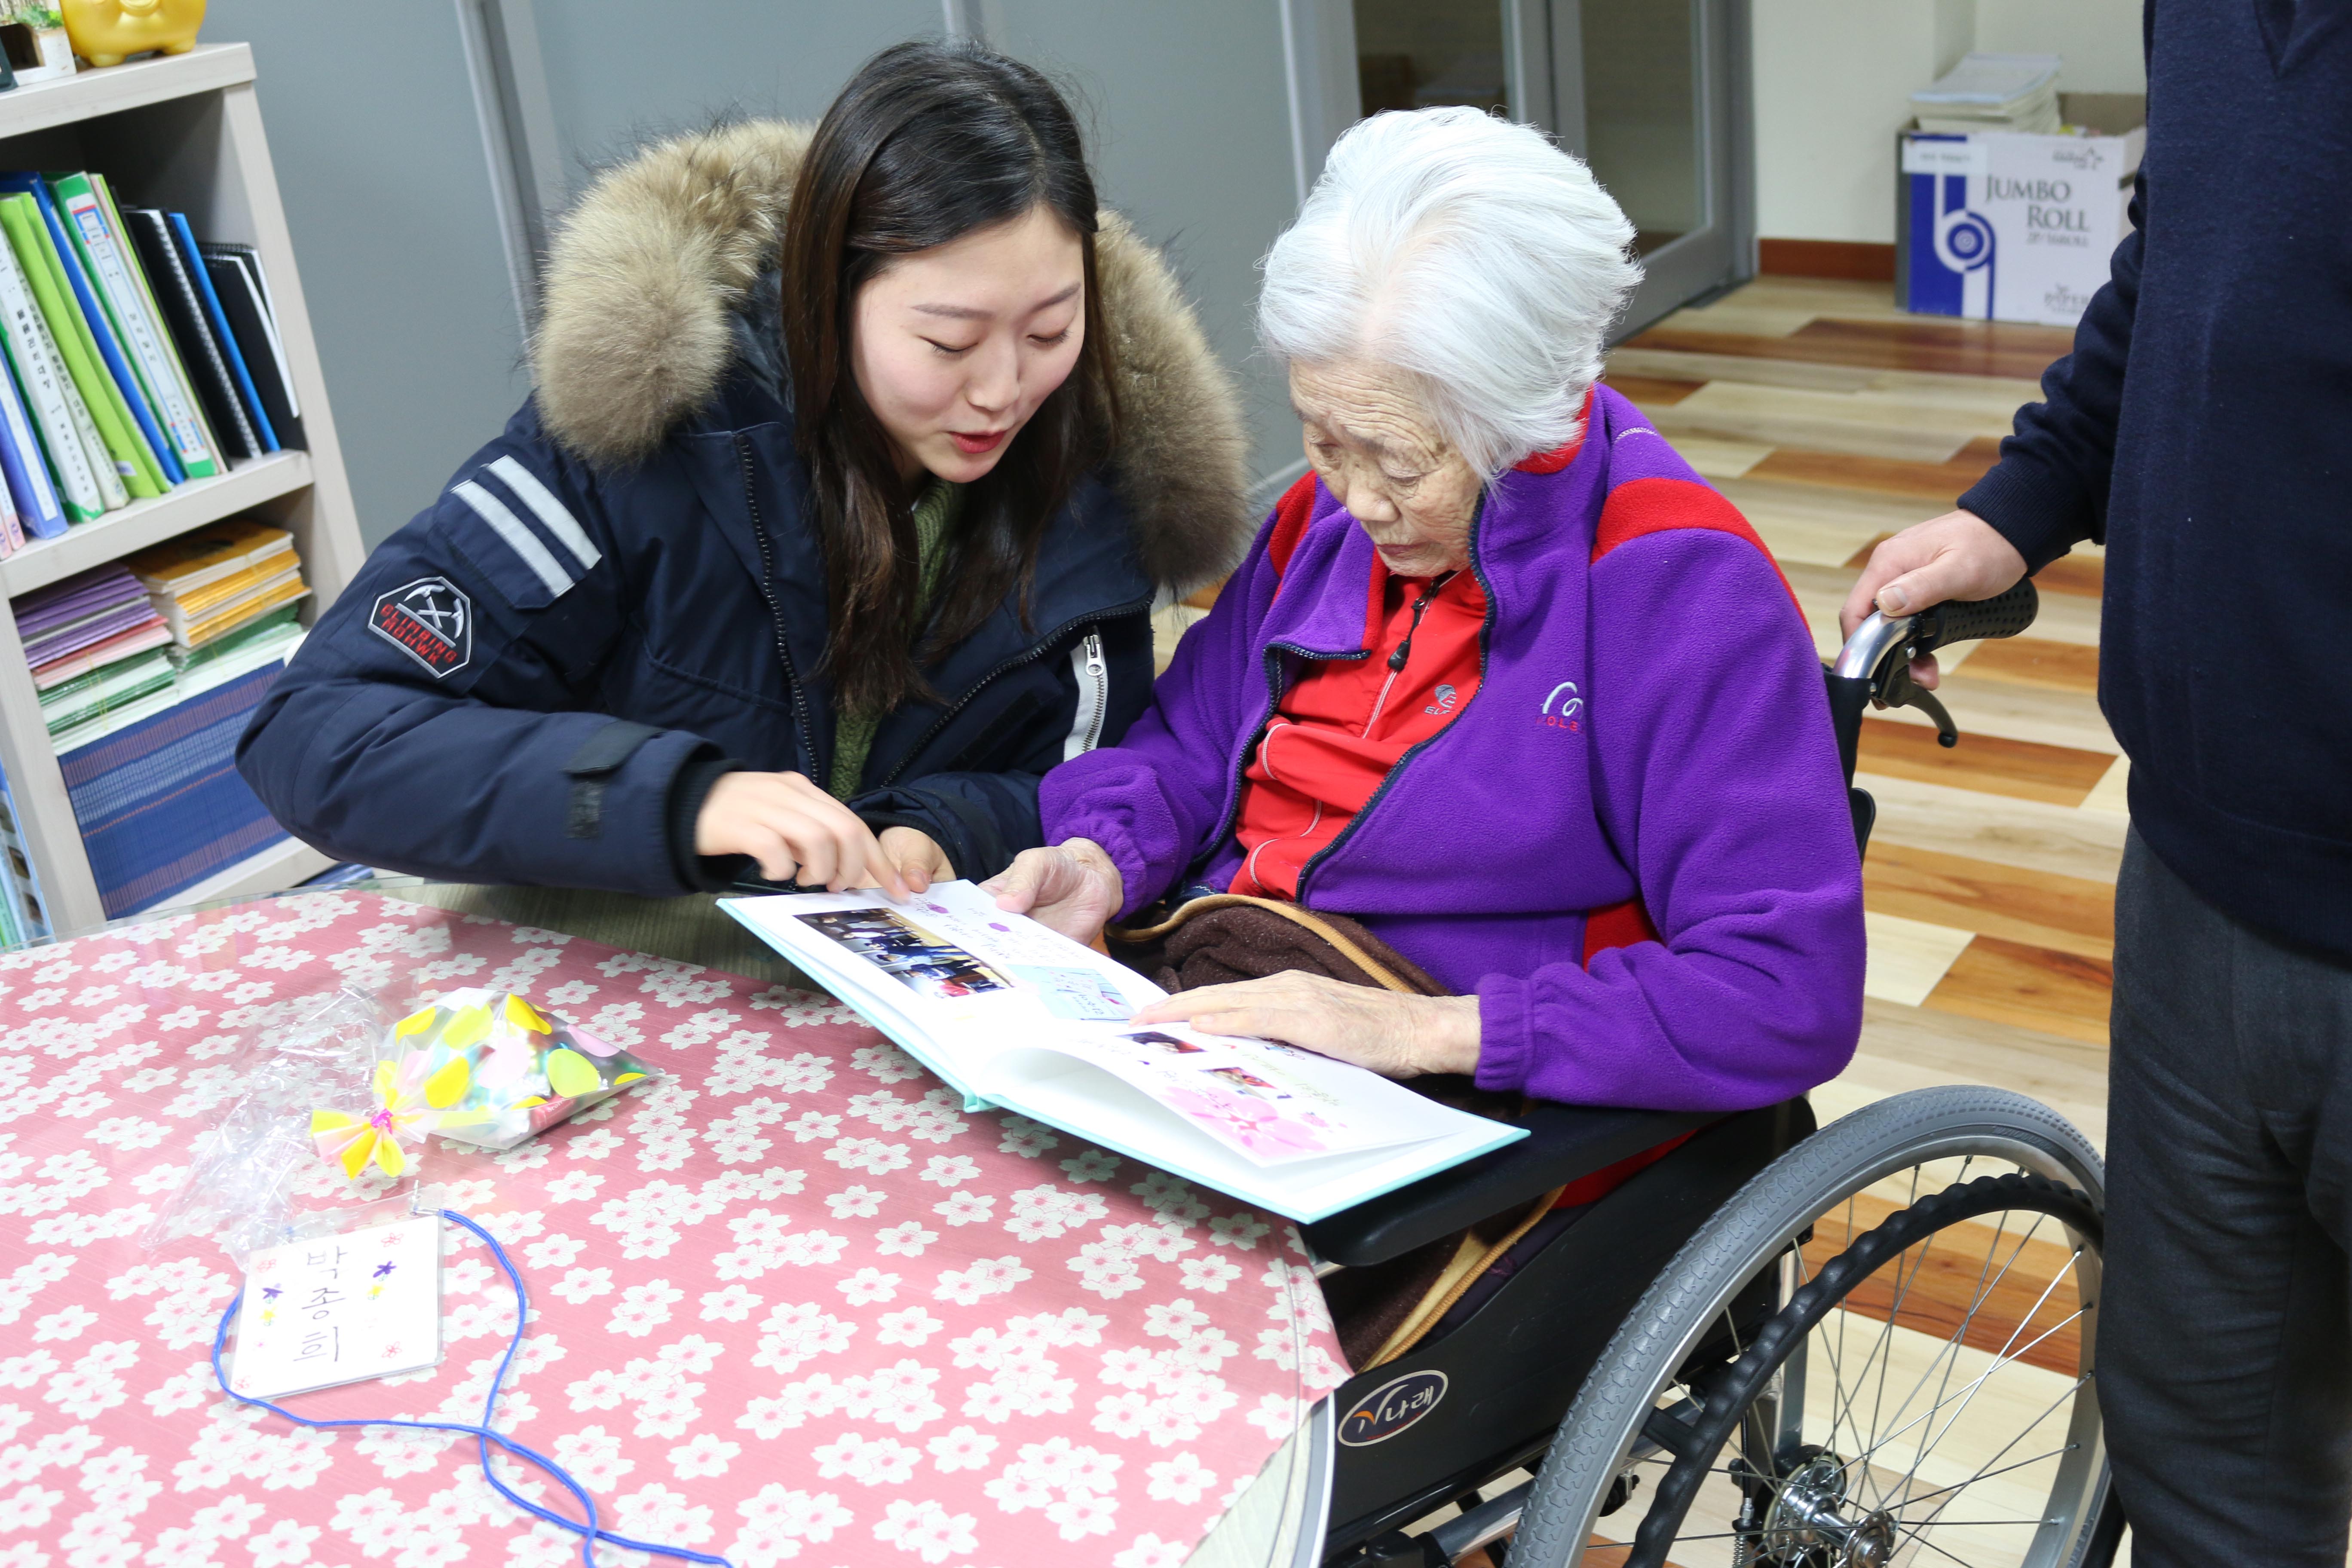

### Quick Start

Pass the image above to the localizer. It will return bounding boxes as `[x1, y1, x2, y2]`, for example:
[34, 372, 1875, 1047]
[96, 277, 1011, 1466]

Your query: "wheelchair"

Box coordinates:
[1274, 579, 2117, 1568]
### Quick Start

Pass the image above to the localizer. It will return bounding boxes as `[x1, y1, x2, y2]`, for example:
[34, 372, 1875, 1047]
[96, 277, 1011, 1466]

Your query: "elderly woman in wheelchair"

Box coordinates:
[992, 105, 1865, 1137]
[992, 108, 2117, 1568]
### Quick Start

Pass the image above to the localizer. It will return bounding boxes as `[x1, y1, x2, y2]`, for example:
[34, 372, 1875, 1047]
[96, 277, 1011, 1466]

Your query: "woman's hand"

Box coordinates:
[981, 838, 1124, 943]
[876, 826, 955, 894]
[1131, 973, 1481, 1079]
[694, 770, 909, 898]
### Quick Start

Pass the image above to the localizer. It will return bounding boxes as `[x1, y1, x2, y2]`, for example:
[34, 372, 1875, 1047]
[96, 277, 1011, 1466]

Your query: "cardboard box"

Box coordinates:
[1897, 94, 2146, 327]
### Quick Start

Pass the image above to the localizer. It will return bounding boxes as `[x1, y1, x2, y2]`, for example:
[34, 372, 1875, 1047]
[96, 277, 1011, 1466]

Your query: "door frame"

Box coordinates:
[1505, 0, 1755, 338]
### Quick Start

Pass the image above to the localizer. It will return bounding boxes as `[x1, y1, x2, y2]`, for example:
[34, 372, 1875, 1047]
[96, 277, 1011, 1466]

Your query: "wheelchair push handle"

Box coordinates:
[1828, 578, 2039, 770]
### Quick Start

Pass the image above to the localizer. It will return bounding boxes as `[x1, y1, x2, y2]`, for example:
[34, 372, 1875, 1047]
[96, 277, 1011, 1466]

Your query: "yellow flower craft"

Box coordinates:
[311, 988, 659, 1177]
[309, 1049, 492, 1179]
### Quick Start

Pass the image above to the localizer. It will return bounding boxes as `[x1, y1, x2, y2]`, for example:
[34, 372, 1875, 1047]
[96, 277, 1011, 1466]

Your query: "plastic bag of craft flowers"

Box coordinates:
[332, 986, 662, 1161]
[145, 984, 662, 1263]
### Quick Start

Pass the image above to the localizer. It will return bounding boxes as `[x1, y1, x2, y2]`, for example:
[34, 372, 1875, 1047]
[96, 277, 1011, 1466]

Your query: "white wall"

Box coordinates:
[1754, 0, 2143, 245]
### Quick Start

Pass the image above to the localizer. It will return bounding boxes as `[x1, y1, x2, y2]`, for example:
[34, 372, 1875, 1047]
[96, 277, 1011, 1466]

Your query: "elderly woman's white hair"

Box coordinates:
[1258, 108, 1642, 476]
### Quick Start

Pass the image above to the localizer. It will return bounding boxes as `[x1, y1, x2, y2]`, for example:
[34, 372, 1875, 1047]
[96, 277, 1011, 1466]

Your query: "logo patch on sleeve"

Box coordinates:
[371, 577, 473, 677]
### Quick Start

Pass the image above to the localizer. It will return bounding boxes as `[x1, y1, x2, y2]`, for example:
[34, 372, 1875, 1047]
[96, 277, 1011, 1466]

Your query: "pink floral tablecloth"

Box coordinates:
[0, 891, 1348, 1567]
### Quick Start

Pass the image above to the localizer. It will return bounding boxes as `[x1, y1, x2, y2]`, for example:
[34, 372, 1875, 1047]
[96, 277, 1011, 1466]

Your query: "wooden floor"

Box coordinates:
[1603, 277, 2116, 1152]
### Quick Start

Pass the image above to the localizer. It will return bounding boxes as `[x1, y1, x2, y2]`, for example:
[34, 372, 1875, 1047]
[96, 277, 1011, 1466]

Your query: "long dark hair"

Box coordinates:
[781, 39, 1119, 716]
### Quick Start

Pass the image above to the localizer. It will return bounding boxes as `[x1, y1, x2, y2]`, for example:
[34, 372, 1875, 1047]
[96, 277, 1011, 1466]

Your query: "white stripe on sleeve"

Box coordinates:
[486, 454, 602, 572]
[453, 479, 575, 599]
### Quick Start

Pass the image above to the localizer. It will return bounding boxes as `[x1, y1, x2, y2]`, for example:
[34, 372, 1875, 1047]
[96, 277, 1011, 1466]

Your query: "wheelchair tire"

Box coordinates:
[1507, 1085, 2115, 1568]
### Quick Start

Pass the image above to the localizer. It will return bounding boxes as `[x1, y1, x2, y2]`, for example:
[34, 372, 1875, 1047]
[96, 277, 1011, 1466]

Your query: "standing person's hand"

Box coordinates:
[981, 838, 1124, 943]
[1840, 510, 2030, 690]
[694, 771, 909, 898]
[875, 826, 955, 894]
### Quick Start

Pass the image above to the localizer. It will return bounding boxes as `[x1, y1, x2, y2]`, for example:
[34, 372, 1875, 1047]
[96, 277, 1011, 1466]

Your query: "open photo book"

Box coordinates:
[723, 882, 1525, 1223]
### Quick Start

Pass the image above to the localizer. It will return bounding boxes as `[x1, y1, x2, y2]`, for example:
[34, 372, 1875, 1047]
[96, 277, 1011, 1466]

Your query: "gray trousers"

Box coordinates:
[2104, 829, 2352, 1564]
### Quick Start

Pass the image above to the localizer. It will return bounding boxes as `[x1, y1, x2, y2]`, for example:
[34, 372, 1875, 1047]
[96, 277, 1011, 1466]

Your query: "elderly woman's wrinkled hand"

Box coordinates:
[983, 838, 1124, 944]
[1130, 973, 1481, 1080]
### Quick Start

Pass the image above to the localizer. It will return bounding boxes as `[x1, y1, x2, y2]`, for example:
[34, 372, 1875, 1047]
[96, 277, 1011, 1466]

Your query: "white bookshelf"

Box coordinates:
[0, 43, 364, 936]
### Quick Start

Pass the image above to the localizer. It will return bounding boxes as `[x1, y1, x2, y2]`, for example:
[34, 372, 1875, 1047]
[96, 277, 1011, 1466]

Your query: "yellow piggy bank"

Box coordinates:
[62, 0, 205, 68]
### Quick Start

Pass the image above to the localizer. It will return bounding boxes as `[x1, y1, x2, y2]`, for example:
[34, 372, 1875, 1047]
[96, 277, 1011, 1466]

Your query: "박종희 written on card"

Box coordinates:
[229, 1214, 444, 1400]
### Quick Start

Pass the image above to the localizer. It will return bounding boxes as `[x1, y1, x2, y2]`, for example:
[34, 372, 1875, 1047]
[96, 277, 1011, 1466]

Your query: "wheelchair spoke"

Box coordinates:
[1880, 1443, 2079, 1513]
[1883, 1241, 2085, 1520]
[1894, 1373, 2091, 1542]
[1878, 1282, 2085, 1498]
[1589, 1151, 2101, 1568]
[1862, 1212, 2053, 1504]
[1844, 1301, 2086, 1505]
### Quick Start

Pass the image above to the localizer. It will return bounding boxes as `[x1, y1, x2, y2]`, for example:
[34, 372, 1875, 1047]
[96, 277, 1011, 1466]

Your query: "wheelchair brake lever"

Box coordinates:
[1877, 654, 1960, 749]
[1833, 609, 1963, 748]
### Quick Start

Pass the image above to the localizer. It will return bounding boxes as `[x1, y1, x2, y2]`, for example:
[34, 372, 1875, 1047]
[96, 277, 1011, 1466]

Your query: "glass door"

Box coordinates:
[1345, 0, 1752, 338]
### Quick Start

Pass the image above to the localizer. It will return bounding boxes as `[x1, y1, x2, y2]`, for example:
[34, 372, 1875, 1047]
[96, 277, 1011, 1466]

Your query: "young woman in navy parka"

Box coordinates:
[239, 41, 1249, 899]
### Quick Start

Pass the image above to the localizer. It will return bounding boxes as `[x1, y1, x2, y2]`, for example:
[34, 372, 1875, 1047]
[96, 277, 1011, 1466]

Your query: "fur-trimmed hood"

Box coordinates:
[530, 119, 1253, 592]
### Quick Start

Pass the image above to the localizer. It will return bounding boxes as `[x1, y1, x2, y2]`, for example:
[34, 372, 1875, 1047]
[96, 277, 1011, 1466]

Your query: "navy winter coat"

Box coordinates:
[238, 120, 1250, 896]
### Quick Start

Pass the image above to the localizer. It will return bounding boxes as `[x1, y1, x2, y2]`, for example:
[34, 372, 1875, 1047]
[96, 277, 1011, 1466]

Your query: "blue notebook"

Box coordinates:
[723, 882, 1525, 1224]
[0, 173, 179, 485]
[0, 323, 64, 537]
[168, 211, 276, 453]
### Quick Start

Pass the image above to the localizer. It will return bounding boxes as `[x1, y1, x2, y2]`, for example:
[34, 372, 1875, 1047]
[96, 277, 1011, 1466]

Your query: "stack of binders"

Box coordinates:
[5, 518, 313, 920]
[124, 516, 309, 651]
[0, 170, 306, 559]
[15, 562, 170, 695]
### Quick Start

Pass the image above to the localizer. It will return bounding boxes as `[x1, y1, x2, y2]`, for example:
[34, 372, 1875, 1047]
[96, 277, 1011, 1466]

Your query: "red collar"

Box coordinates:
[1511, 386, 1597, 474]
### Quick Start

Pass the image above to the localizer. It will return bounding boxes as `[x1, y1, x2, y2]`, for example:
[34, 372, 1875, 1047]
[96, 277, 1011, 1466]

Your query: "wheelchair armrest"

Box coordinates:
[1300, 1102, 1719, 1267]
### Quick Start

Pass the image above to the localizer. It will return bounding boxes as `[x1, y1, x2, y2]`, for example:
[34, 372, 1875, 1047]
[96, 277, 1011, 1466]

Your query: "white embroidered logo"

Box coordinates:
[1540, 680, 1583, 733]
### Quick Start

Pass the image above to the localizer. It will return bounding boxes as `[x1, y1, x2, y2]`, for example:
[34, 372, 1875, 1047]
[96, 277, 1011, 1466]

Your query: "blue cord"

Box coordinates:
[210, 1209, 732, 1568]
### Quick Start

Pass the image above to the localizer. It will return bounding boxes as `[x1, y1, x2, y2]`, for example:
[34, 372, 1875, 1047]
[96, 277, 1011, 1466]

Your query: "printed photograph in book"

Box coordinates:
[795, 906, 1011, 1002]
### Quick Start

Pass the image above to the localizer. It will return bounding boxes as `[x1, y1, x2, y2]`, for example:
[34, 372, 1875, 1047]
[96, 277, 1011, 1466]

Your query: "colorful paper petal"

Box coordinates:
[543, 1048, 602, 1099]
[567, 1027, 621, 1059]
[340, 1126, 379, 1179]
[394, 1006, 438, 1038]
[505, 994, 553, 1035]
[612, 1072, 646, 1086]
[424, 1057, 472, 1109]
[510, 1096, 546, 1109]
[374, 1135, 407, 1178]
[441, 1004, 491, 1050]
[309, 1110, 356, 1134]
[476, 1035, 533, 1090]
[372, 1059, 396, 1101]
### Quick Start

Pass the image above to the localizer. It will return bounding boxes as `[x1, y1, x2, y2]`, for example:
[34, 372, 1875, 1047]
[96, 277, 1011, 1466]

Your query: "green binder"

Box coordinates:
[65, 172, 217, 479]
[0, 193, 147, 502]
[0, 195, 127, 512]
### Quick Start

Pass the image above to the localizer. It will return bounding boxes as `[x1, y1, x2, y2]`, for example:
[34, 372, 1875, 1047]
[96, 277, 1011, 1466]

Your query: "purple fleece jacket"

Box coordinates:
[1044, 387, 1865, 1113]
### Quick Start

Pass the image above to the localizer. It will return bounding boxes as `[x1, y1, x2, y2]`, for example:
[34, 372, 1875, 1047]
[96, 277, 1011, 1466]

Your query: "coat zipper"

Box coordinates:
[880, 600, 1151, 788]
[1295, 508, 1494, 900]
[1360, 574, 1447, 738]
[1202, 638, 1370, 859]
[734, 435, 822, 782]
[1063, 630, 1110, 760]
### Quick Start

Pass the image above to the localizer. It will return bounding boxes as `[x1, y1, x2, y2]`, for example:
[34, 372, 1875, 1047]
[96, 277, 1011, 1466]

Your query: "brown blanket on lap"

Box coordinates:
[1109, 895, 1556, 1369]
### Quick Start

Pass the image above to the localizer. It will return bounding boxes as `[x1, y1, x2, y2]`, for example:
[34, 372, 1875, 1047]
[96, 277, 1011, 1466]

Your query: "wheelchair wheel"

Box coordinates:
[1508, 1086, 2118, 1568]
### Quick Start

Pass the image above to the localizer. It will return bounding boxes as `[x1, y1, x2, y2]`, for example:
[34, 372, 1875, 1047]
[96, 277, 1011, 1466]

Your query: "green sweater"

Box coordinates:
[829, 478, 962, 799]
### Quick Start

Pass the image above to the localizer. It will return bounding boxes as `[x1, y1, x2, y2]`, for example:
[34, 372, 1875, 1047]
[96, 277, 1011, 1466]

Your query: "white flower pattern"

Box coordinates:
[0, 894, 1345, 1566]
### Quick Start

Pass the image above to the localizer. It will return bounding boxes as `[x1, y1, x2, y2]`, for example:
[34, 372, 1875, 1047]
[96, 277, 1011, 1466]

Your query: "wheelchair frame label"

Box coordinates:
[1337, 1370, 1448, 1446]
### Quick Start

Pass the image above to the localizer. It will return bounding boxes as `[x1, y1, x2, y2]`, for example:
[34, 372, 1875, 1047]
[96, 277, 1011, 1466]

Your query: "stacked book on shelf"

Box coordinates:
[10, 517, 309, 920]
[0, 169, 304, 557]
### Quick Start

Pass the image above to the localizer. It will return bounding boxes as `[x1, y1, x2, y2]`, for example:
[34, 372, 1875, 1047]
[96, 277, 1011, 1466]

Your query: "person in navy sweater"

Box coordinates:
[1845, 5, 2352, 1560]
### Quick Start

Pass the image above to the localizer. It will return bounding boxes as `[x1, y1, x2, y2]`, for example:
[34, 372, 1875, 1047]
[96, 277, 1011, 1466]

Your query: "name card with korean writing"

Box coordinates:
[230, 1214, 444, 1399]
